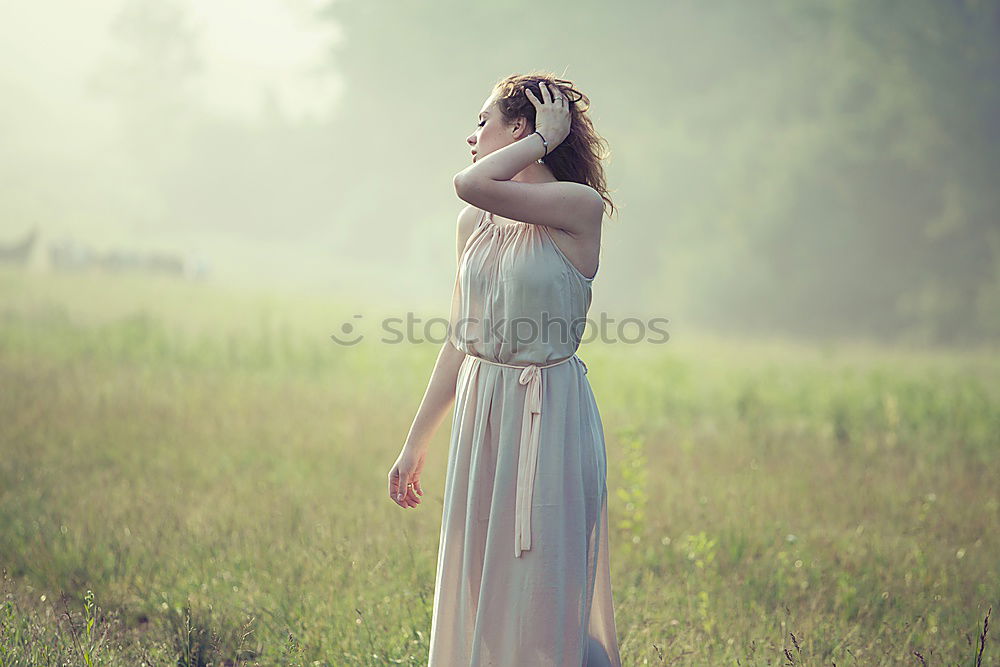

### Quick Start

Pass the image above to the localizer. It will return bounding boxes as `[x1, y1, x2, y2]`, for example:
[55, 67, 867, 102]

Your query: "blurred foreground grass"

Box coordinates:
[1, 266, 997, 666]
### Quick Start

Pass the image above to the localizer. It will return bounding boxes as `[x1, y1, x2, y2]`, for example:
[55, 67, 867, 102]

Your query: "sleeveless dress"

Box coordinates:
[428, 208, 622, 666]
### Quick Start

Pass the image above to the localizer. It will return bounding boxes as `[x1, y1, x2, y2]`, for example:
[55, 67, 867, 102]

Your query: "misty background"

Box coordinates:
[2, 0, 998, 346]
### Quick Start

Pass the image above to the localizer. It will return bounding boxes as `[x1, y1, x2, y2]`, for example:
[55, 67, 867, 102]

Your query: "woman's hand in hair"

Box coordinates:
[525, 81, 571, 151]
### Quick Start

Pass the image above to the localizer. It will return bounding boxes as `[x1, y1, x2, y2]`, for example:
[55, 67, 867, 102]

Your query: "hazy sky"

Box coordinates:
[0, 0, 354, 293]
[0, 0, 342, 132]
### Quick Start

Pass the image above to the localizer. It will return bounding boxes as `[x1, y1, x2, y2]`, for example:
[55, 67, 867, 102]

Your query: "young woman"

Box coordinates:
[387, 71, 621, 666]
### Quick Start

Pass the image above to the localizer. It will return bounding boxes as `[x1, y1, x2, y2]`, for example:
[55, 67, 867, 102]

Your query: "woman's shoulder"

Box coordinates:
[455, 205, 485, 262]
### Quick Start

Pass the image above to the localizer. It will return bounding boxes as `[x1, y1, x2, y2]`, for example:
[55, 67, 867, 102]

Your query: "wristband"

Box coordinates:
[532, 130, 549, 158]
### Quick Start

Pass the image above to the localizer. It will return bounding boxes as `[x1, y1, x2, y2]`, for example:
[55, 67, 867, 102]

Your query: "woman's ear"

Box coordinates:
[512, 117, 529, 138]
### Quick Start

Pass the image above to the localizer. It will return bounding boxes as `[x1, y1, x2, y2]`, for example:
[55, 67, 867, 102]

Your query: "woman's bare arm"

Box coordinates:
[400, 338, 465, 453]
[398, 204, 480, 454]
[388, 205, 480, 508]
[453, 81, 604, 237]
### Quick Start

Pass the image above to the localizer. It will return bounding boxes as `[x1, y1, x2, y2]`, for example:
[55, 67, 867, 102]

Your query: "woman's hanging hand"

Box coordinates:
[388, 446, 426, 509]
[524, 81, 571, 151]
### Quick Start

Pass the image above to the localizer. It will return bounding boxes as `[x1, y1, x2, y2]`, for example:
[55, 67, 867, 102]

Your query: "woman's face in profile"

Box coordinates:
[467, 96, 516, 163]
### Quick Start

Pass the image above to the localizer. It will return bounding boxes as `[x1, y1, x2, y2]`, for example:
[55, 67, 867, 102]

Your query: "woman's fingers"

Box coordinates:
[527, 81, 565, 109]
[388, 469, 398, 503]
[525, 85, 539, 107]
[392, 468, 406, 505]
[405, 480, 421, 506]
[547, 83, 564, 107]
[389, 463, 423, 508]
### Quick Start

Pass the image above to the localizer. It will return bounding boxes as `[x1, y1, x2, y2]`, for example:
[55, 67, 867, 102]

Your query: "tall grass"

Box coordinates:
[1, 266, 997, 665]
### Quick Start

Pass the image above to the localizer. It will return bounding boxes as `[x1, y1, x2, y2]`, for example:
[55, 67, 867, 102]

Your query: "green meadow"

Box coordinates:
[0, 265, 997, 666]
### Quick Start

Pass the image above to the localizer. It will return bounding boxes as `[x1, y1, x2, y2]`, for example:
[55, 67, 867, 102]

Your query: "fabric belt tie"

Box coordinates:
[466, 352, 588, 558]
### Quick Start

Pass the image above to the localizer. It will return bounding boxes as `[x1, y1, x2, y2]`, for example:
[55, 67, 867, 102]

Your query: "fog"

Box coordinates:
[2, 0, 997, 345]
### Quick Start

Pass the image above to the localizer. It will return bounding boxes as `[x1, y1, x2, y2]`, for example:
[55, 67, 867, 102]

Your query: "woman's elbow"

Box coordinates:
[453, 172, 483, 200]
[453, 172, 469, 198]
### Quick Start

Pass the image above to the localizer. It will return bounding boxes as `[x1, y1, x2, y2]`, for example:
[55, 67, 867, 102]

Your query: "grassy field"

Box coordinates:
[0, 265, 997, 666]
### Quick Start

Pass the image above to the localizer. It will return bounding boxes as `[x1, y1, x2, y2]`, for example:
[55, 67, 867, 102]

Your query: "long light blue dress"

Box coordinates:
[428, 207, 621, 666]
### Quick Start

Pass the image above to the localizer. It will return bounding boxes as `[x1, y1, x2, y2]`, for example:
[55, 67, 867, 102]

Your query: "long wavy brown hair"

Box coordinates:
[488, 70, 617, 221]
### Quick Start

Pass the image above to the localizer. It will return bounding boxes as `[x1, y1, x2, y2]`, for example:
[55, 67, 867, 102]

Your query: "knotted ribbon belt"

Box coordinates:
[466, 352, 588, 558]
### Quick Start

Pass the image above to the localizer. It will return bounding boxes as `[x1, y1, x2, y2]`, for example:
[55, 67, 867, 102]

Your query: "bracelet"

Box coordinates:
[532, 130, 549, 158]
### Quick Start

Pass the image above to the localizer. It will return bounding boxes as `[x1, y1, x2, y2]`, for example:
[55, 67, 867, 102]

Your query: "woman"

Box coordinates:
[387, 71, 621, 666]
